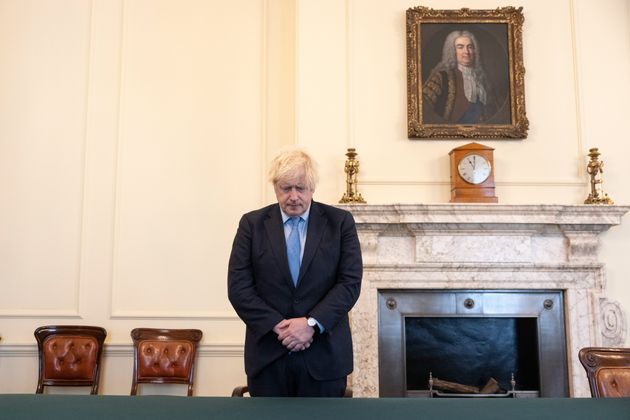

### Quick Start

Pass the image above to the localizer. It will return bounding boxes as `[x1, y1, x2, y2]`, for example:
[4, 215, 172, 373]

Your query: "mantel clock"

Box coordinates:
[449, 142, 498, 203]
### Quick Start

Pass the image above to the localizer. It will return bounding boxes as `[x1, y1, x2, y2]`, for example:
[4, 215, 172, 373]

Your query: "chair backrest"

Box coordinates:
[231, 385, 249, 397]
[579, 347, 630, 398]
[130, 328, 203, 396]
[34, 325, 107, 394]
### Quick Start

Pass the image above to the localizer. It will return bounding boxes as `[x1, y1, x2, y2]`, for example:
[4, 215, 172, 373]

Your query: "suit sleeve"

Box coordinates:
[308, 211, 362, 333]
[227, 215, 284, 340]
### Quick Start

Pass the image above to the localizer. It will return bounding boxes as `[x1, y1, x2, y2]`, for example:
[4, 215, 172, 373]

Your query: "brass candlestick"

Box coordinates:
[584, 148, 614, 205]
[339, 148, 366, 203]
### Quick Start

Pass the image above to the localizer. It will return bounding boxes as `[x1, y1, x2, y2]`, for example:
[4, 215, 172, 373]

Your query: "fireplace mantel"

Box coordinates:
[338, 204, 629, 397]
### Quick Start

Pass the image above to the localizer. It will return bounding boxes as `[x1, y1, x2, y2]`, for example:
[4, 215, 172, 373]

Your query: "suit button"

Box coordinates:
[293, 299, 300, 304]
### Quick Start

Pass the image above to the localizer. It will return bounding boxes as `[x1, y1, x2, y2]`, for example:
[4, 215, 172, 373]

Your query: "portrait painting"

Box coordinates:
[407, 7, 529, 139]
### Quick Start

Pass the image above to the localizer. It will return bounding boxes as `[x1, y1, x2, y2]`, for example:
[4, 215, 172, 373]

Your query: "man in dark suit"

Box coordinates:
[228, 148, 362, 397]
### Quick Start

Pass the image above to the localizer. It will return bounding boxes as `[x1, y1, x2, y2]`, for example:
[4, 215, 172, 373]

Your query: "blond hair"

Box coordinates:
[268, 148, 319, 191]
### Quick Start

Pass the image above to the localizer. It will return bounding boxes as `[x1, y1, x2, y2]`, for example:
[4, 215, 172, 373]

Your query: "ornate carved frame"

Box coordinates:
[407, 7, 528, 139]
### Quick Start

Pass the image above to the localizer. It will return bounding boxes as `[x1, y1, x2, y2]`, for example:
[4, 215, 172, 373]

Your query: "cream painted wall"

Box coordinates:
[0, 0, 273, 395]
[574, 0, 630, 347]
[0, 0, 628, 395]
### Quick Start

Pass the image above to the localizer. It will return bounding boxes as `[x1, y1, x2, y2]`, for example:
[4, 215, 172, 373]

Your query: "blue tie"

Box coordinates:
[287, 217, 301, 286]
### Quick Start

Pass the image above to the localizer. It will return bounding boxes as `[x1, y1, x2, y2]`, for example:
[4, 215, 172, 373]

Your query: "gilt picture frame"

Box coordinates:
[407, 6, 528, 139]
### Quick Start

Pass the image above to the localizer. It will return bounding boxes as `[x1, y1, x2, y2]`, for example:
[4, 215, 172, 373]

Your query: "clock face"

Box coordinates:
[457, 153, 491, 185]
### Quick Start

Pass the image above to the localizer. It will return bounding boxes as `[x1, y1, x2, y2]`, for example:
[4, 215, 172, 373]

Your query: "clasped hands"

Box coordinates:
[273, 317, 315, 352]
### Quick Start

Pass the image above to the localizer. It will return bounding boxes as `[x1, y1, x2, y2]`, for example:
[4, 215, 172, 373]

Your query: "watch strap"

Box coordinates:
[307, 317, 323, 333]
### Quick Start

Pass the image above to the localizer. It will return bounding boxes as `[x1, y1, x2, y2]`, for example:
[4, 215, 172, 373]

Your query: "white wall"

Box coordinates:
[0, 0, 628, 395]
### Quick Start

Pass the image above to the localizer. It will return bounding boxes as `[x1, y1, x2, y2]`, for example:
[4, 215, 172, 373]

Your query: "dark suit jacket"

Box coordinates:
[228, 201, 362, 380]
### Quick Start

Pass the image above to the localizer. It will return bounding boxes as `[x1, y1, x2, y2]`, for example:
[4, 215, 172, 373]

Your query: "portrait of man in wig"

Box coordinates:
[422, 29, 506, 125]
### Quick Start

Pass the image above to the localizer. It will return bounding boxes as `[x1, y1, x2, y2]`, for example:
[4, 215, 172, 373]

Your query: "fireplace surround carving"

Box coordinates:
[338, 204, 629, 397]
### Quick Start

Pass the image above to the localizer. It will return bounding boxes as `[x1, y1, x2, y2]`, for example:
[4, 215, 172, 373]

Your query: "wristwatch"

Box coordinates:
[307, 317, 318, 332]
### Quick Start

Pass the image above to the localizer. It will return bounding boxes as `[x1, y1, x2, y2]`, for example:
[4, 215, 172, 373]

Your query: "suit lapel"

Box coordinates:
[263, 205, 295, 288]
[298, 201, 326, 285]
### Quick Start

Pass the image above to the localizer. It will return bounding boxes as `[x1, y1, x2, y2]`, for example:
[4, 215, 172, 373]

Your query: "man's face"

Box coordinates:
[455, 36, 475, 67]
[274, 173, 313, 217]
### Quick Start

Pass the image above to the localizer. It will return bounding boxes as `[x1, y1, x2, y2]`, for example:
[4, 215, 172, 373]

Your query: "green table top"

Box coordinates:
[1, 394, 629, 420]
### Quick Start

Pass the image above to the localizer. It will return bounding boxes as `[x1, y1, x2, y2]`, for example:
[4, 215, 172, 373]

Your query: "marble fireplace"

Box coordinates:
[339, 204, 629, 397]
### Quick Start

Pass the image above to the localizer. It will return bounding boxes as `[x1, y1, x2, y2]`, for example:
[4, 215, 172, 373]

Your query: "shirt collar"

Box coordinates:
[280, 203, 311, 224]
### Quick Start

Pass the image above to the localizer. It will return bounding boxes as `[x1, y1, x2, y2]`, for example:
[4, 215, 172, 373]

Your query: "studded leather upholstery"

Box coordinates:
[579, 347, 630, 398]
[34, 325, 107, 394]
[596, 368, 630, 398]
[42, 336, 98, 380]
[130, 328, 202, 396]
[137, 340, 194, 380]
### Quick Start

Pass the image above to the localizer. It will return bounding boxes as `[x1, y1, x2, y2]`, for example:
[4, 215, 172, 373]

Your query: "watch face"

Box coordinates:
[457, 153, 491, 185]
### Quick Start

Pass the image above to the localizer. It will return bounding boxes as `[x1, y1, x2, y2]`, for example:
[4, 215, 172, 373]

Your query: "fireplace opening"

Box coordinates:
[378, 290, 569, 397]
[405, 317, 539, 393]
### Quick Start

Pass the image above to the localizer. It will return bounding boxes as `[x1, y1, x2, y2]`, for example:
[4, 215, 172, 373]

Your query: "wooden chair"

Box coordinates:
[130, 328, 203, 396]
[34, 325, 107, 394]
[579, 347, 630, 398]
[232, 385, 249, 397]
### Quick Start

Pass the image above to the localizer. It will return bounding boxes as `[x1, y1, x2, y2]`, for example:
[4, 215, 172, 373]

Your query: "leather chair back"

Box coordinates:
[579, 347, 630, 398]
[130, 328, 202, 396]
[34, 325, 107, 394]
